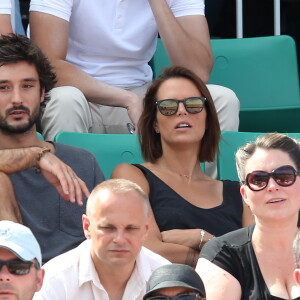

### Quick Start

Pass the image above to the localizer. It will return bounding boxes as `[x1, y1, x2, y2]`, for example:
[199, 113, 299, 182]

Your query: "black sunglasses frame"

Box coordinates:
[243, 165, 300, 191]
[156, 97, 206, 116]
[0, 259, 39, 275]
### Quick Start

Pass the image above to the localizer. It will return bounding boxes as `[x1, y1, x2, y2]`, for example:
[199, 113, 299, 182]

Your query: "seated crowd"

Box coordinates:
[1, 2, 300, 300]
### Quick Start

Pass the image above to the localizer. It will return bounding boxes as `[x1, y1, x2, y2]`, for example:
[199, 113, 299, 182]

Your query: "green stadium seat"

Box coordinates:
[217, 131, 300, 181]
[54, 132, 144, 179]
[151, 36, 300, 133]
[37, 132, 44, 140]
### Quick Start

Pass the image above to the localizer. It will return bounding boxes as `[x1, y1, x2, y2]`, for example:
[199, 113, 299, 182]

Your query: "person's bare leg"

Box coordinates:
[0, 172, 23, 223]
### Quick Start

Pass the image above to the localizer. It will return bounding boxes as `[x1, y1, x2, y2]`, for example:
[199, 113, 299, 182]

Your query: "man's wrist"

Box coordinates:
[35, 147, 51, 172]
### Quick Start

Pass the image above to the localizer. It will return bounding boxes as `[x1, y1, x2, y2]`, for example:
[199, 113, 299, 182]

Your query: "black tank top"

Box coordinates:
[133, 164, 243, 236]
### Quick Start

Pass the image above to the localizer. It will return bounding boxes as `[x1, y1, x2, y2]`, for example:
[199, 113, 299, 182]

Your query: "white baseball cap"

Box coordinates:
[0, 220, 42, 266]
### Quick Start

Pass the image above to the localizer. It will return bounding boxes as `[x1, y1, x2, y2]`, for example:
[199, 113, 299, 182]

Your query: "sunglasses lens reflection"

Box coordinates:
[185, 98, 205, 114]
[247, 171, 269, 190]
[273, 168, 295, 186]
[0, 260, 34, 275]
[158, 100, 178, 116]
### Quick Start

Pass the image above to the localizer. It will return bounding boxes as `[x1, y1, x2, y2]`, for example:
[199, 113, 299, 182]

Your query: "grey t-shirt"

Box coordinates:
[9, 142, 104, 263]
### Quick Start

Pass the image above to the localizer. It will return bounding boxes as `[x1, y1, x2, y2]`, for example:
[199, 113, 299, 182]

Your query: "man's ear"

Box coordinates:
[36, 268, 45, 292]
[40, 88, 45, 103]
[82, 214, 91, 239]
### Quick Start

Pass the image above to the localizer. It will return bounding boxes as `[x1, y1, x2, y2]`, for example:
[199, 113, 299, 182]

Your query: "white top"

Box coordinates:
[0, 0, 11, 14]
[33, 240, 170, 300]
[29, 0, 204, 88]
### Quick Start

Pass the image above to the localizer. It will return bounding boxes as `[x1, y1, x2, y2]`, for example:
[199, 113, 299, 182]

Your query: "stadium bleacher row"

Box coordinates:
[34, 34, 300, 182]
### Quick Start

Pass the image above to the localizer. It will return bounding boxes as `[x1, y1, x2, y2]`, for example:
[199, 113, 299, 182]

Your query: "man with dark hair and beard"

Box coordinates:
[0, 34, 104, 264]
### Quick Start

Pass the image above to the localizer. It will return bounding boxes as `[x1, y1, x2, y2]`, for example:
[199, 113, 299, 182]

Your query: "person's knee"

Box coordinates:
[47, 86, 87, 111]
[42, 86, 92, 140]
[207, 84, 240, 111]
[218, 86, 240, 110]
[207, 84, 240, 132]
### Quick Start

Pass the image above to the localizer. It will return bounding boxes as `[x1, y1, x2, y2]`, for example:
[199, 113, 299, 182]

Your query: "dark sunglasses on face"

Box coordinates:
[243, 165, 300, 191]
[146, 292, 205, 300]
[156, 97, 206, 116]
[0, 259, 39, 275]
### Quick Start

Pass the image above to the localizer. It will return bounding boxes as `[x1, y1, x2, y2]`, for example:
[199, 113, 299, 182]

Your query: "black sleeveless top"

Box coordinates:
[133, 164, 243, 236]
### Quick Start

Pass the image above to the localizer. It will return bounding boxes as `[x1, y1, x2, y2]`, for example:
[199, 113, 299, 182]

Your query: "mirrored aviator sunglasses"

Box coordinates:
[0, 259, 39, 275]
[156, 97, 206, 116]
[244, 165, 300, 191]
[146, 292, 205, 300]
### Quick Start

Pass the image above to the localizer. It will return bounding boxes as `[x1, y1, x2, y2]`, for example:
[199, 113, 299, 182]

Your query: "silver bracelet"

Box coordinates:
[199, 229, 205, 250]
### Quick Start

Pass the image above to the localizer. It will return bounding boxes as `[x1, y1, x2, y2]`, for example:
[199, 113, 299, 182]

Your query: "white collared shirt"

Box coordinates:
[33, 240, 170, 300]
[0, 0, 11, 14]
[29, 0, 204, 88]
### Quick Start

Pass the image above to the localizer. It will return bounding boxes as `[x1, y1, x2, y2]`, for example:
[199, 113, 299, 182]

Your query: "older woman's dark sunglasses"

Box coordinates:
[156, 97, 206, 116]
[243, 165, 300, 191]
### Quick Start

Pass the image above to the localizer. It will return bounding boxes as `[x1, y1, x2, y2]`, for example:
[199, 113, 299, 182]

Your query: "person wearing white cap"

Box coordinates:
[0, 220, 44, 300]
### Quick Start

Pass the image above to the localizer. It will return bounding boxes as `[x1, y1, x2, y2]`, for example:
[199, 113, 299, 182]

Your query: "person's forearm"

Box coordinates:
[0, 147, 43, 173]
[144, 238, 199, 267]
[161, 228, 215, 250]
[0, 14, 13, 34]
[51, 59, 139, 109]
[148, 0, 213, 82]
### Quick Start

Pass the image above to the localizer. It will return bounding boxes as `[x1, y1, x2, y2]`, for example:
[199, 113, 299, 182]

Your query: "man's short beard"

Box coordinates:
[0, 105, 40, 134]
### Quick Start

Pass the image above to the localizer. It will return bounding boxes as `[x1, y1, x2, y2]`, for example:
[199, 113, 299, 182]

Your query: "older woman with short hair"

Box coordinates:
[197, 133, 300, 299]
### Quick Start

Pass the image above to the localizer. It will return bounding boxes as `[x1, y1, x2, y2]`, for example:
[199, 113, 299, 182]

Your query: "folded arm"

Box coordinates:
[161, 228, 215, 250]
[148, 0, 213, 82]
[0, 14, 12, 34]
[0, 146, 89, 205]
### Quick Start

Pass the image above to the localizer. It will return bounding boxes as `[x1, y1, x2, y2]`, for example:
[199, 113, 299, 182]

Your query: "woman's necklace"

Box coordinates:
[179, 173, 190, 180]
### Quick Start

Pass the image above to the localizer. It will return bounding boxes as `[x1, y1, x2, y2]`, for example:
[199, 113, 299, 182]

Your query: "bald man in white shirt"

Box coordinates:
[34, 179, 170, 300]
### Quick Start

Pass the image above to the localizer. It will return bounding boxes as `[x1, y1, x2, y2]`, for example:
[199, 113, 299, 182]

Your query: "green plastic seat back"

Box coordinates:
[151, 36, 300, 132]
[150, 38, 171, 79]
[209, 35, 300, 132]
[217, 131, 300, 181]
[54, 132, 144, 179]
[37, 132, 44, 140]
[152, 36, 300, 105]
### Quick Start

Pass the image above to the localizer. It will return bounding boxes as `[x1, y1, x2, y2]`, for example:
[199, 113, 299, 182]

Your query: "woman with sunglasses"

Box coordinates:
[197, 132, 300, 299]
[112, 66, 253, 267]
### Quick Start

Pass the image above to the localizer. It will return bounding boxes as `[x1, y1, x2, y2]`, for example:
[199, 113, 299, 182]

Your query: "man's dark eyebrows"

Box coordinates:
[0, 78, 38, 84]
[23, 78, 38, 82]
